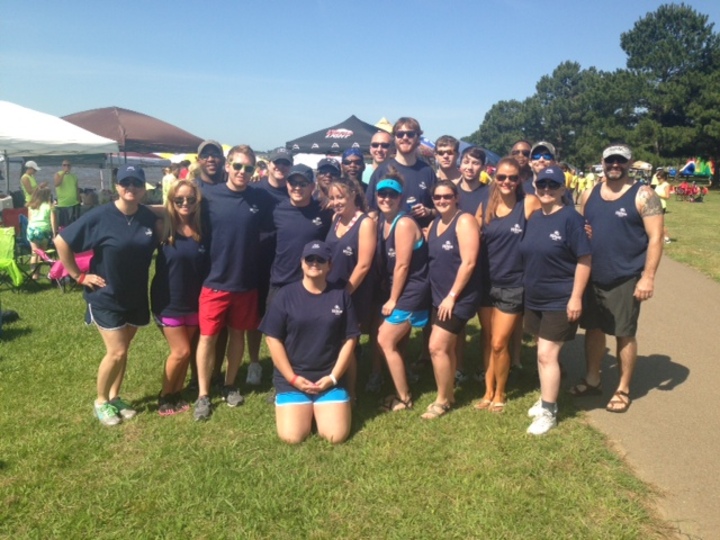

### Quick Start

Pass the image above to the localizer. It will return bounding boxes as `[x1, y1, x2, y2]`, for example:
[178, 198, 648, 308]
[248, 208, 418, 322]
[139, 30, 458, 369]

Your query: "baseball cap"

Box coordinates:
[24, 160, 41, 171]
[197, 140, 224, 156]
[317, 158, 341, 173]
[269, 147, 293, 164]
[301, 240, 332, 262]
[117, 165, 146, 183]
[530, 141, 556, 158]
[288, 164, 314, 184]
[602, 144, 632, 161]
[536, 166, 565, 184]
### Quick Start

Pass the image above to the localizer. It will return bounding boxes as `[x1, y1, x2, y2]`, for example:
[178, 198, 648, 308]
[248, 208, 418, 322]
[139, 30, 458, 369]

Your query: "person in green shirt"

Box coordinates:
[21, 161, 47, 204]
[54, 160, 80, 227]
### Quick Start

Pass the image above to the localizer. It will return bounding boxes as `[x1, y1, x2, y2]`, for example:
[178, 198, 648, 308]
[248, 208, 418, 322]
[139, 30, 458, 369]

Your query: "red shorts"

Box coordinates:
[199, 287, 259, 336]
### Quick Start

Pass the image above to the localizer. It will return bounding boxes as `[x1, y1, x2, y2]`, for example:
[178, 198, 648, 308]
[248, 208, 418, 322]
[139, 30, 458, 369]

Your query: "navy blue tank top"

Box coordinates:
[379, 213, 429, 312]
[428, 213, 480, 319]
[457, 183, 489, 215]
[584, 182, 647, 286]
[480, 199, 526, 288]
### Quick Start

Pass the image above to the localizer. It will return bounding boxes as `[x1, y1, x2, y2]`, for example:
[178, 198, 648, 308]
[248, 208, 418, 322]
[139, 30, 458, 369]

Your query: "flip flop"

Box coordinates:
[421, 402, 450, 420]
[474, 398, 493, 410]
[568, 378, 602, 397]
[379, 394, 413, 412]
[606, 391, 631, 413]
[489, 401, 506, 414]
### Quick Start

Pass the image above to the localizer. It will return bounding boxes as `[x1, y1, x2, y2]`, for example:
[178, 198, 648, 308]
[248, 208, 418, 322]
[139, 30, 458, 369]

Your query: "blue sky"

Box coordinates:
[2, 0, 719, 152]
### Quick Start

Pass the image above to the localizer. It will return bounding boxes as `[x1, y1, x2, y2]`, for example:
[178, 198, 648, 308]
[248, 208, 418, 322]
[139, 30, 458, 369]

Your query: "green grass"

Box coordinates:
[0, 285, 675, 539]
[664, 188, 720, 282]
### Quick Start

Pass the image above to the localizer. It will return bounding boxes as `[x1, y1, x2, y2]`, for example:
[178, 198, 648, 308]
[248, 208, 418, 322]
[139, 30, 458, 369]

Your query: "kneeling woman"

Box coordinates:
[259, 241, 359, 444]
[520, 167, 591, 435]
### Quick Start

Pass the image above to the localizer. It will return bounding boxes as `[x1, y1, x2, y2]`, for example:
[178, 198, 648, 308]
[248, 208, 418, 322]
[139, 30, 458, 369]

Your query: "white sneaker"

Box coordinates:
[246, 362, 262, 386]
[527, 398, 543, 418]
[527, 409, 557, 436]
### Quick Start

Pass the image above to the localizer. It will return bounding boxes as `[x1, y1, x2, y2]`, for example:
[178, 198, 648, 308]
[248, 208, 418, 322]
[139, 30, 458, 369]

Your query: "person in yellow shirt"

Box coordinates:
[21, 161, 47, 204]
[54, 160, 80, 226]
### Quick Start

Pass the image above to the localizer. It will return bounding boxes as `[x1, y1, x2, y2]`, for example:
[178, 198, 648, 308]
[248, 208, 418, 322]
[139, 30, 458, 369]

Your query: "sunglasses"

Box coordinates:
[317, 168, 340, 176]
[496, 174, 519, 183]
[199, 152, 222, 160]
[304, 255, 328, 264]
[395, 130, 417, 139]
[231, 163, 255, 174]
[288, 179, 311, 188]
[62, 163, 71, 167]
[118, 178, 145, 188]
[370, 142, 391, 149]
[604, 156, 629, 165]
[432, 194, 455, 201]
[342, 159, 363, 166]
[535, 180, 563, 190]
[173, 196, 198, 206]
[436, 150, 455, 157]
[531, 153, 554, 161]
[377, 190, 401, 199]
[511, 149, 530, 157]
[273, 159, 292, 166]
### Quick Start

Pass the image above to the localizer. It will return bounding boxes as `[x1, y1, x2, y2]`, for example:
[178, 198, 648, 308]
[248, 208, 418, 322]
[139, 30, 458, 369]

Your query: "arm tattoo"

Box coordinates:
[638, 186, 663, 217]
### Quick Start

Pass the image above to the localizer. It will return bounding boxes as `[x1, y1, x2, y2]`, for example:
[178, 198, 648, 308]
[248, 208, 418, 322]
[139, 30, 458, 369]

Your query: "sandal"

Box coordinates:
[489, 401, 506, 414]
[421, 402, 450, 420]
[568, 378, 602, 397]
[474, 398, 493, 411]
[606, 390, 631, 413]
[379, 394, 413, 412]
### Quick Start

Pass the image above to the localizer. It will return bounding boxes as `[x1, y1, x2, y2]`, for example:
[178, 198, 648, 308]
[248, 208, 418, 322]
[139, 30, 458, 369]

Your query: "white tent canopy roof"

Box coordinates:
[0, 100, 119, 158]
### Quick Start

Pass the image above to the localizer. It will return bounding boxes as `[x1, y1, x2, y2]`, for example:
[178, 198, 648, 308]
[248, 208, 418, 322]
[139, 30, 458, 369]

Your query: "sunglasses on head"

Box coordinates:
[342, 159, 363, 166]
[371, 142, 390, 149]
[377, 190, 400, 199]
[231, 163, 255, 174]
[535, 179, 563, 190]
[305, 255, 327, 264]
[288, 179, 311, 188]
[496, 174, 519, 183]
[118, 178, 145, 188]
[511, 149, 530, 157]
[531, 153, 554, 161]
[604, 156, 629, 165]
[432, 193, 455, 201]
[173, 196, 197, 206]
[395, 130, 417, 139]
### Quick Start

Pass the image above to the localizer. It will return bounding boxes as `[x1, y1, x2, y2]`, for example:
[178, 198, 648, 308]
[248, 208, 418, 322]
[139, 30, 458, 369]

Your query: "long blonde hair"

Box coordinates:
[163, 179, 202, 245]
[484, 157, 521, 226]
[28, 187, 52, 210]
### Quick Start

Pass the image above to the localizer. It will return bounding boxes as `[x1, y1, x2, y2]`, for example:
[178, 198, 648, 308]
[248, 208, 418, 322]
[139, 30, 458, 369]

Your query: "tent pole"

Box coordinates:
[3, 151, 9, 194]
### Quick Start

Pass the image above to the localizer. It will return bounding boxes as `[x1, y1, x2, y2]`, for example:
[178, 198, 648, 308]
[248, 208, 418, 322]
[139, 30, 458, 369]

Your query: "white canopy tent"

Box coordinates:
[0, 100, 119, 192]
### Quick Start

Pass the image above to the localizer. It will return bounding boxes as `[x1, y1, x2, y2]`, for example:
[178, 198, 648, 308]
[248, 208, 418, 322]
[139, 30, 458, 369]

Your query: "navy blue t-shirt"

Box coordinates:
[427, 213, 481, 320]
[457, 183, 489, 215]
[480, 199, 527, 288]
[200, 182, 274, 292]
[150, 233, 209, 317]
[271, 199, 332, 287]
[520, 205, 591, 311]
[255, 178, 290, 278]
[367, 158, 436, 227]
[259, 281, 360, 393]
[59, 203, 158, 312]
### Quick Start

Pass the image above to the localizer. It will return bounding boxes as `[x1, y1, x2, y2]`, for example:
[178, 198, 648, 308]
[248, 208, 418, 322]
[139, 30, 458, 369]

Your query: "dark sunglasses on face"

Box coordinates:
[231, 163, 255, 174]
[199, 152, 222, 160]
[343, 159, 363, 166]
[395, 130, 417, 139]
[531, 153, 554, 161]
[305, 255, 327, 264]
[432, 194, 455, 201]
[377, 190, 400, 199]
[371, 142, 390, 149]
[288, 179, 311, 188]
[535, 180, 563, 190]
[173, 196, 197, 206]
[436, 150, 454, 157]
[496, 174, 520, 183]
[604, 156, 629, 165]
[511, 149, 530, 157]
[273, 159, 292, 166]
[118, 178, 145, 188]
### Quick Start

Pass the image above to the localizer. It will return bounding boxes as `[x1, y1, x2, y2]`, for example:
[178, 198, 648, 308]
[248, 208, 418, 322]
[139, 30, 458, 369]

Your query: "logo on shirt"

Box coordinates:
[441, 240, 454, 251]
[198, 245, 206, 254]
[510, 224, 523, 234]
[249, 204, 259, 214]
[419, 182, 427, 190]
[331, 305, 343, 316]
[615, 207, 628, 218]
[549, 230, 563, 241]
[312, 217, 323, 227]
[144, 228, 153, 236]
[387, 248, 396, 259]
[343, 246, 354, 256]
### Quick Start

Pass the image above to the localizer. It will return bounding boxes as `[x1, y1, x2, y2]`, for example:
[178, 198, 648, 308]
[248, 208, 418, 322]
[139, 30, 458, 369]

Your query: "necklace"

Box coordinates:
[123, 213, 135, 226]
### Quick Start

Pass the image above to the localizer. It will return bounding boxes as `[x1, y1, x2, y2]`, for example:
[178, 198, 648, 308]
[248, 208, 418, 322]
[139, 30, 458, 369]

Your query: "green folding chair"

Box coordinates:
[0, 227, 26, 291]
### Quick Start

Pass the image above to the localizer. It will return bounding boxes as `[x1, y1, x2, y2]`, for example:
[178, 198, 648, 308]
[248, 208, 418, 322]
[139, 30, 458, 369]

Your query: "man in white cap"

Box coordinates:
[572, 143, 664, 413]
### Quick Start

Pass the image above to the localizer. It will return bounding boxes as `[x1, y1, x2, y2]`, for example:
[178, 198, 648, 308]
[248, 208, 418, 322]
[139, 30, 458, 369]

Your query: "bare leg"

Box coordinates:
[615, 336, 637, 394]
[96, 325, 137, 403]
[224, 328, 246, 386]
[377, 321, 412, 403]
[246, 328, 262, 364]
[275, 403, 313, 444]
[489, 310, 521, 404]
[314, 402, 352, 444]
[583, 327, 606, 387]
[161, 325, 196, 395]
[428, 325, 457, 406]
[196, 334, 218, 397]
[537, 337, 563, 404]
[510, 322, 523, 368]
[479, 307, 494, 402]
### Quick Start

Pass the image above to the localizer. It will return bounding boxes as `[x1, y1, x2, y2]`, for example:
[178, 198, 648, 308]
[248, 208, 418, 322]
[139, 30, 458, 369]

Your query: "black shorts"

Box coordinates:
[580, 276, 641, 337]
[85, 303, 150, 330]
[56, 205, 81, 228]
[430, 307, 469, 335]
[479, 285, 524, 314]
[524, 309, 578, 342]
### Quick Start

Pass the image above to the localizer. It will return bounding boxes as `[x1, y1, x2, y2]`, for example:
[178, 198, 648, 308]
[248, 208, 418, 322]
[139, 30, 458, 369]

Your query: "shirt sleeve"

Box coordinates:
[258, 289, 288, 340]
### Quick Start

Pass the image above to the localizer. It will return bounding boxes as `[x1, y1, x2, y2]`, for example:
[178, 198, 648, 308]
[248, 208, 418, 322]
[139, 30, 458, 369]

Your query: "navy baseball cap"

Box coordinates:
[288, 164, 314, 184]
[317, 158, 341, 173]
[536, 166, 565, 185]
[117, 165, 146, 183]
[301, 240, 332, 262]
[269, 147, 293, 164]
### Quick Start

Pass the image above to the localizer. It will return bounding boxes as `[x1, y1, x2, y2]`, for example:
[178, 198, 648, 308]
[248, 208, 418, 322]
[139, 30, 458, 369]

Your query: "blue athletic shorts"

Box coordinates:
[85, 303, 150, 331]
[275, 387, 350, 406]
[384, 308, 429, 327]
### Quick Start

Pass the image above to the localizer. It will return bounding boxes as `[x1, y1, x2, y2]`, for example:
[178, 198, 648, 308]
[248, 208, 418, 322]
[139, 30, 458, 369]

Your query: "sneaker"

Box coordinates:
[365, 371, 383, 394]
[194, 395, 212, 421]
[222, 385, 245, 407]
[527, 398, 543, 418]
[246, 362, 262, 386]
[173, 394, 190, 413]
[473, 368, 485, 383]
[94, 401, 122, 426]
[454, 370, 468, 386]
[265, 388, 277, 404]
[527, 409, 557, 436]
[109, 396, 137, 420]
[665, 238, 672, 244]
[158, 395, 176, 417]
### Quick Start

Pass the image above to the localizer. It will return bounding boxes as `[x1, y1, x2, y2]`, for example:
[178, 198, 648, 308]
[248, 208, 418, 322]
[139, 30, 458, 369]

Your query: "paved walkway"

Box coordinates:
[562, 256, 720, 540]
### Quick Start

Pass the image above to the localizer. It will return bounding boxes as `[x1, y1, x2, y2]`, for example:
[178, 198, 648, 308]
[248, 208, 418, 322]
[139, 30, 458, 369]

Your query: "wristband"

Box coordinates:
[290, 374, 298, 386]
[77, 273, 86, 284]
[449, 291, 457, 298]
[329, 374, 338, 386]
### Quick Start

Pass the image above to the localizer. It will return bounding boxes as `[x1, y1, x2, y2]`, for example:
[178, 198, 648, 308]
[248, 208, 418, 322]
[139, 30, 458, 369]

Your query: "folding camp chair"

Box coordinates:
[32, 247, 58, 286]
[48, 250, 93, 292]
[0, 227, 25, 291]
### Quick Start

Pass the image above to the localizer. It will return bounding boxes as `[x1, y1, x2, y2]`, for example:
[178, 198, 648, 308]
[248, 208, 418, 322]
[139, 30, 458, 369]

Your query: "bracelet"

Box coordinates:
[449, 291, 457, 298]
[329, 374, 338, 386]
[77, 273, 86, 284]
[290, 374, 298, 386]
